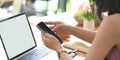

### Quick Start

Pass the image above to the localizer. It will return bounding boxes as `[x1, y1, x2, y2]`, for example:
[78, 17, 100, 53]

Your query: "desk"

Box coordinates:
[29, 12, 90, 60]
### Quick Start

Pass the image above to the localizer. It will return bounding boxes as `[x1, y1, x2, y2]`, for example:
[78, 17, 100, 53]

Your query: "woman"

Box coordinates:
[41, 0, 120, 60]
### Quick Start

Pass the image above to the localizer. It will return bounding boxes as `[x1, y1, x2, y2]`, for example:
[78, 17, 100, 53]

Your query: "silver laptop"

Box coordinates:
[0, 13, 51, 60]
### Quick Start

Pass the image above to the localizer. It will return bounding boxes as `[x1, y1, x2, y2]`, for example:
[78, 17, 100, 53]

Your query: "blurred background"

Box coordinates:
[0, 0, 88, 19]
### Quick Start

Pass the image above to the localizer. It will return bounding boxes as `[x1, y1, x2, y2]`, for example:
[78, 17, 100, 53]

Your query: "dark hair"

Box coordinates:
[94, 0, 120, 20]
[31, 0, 36, 3]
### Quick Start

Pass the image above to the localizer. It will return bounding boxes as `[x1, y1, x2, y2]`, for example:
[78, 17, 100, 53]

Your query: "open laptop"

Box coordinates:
[0, 13, 51, 60]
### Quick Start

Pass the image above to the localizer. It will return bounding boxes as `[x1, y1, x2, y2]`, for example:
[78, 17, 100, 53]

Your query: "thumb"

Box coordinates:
[44, 33, 53, 38]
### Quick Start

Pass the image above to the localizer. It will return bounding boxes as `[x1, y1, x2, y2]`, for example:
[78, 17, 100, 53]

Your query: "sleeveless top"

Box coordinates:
[105, 47, 120, 60]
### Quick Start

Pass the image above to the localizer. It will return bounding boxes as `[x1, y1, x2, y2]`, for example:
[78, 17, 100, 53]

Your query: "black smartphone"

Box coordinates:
[36, 22, 63, 44]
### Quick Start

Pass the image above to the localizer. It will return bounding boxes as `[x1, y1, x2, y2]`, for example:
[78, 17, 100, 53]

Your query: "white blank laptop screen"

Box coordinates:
[0, 13, 36, 59]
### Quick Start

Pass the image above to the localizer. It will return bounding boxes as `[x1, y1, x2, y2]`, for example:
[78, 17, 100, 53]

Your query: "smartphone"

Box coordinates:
[36, 22, 63, 44]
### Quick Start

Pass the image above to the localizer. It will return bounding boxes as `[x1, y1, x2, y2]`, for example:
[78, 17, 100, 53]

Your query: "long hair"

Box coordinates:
[94, 0, 120, 20]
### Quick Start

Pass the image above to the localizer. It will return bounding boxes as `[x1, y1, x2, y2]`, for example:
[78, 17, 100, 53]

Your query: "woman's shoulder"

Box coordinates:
[106, 14, 120, 48]
[103, 14, 120, 22]
[105, 14, 120, 20]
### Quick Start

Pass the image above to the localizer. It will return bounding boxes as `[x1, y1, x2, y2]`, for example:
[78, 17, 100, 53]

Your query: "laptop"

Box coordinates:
[0, 13, 51, 60]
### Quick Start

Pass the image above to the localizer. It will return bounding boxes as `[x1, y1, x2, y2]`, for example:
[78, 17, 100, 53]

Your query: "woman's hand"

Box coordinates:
[44, 21, 72, 39]
[41, 33, 63, 52]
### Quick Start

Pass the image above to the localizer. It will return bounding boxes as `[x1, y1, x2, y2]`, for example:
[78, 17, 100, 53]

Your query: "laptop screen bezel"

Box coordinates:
[0, 12, 37, 60]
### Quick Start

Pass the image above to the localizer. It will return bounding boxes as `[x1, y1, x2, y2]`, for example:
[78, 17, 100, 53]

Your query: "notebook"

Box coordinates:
[0, 13, 51, 60]
[63, 41, 89, 53]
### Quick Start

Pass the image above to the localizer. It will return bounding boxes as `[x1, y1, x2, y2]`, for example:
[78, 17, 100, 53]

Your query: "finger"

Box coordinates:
[48, 25, 55, 29]
[44, 21, 63, 25]
[52, 26, 58, 32]
[44, 21, 56, 25]
[41, 34, 44, 38]
[42, 33, 53, 40]
[41, 33, 50, 41]
[41, 34, 45, 41]
[41, 34, 49, 46]
[44, 33, 53, 38]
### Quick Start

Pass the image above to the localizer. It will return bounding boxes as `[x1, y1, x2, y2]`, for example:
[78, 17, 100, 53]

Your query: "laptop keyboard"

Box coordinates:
[18, 47, 52, 60]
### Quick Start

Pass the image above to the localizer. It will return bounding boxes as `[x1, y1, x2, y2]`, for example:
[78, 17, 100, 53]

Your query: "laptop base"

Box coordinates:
[15, 46, 52, 60]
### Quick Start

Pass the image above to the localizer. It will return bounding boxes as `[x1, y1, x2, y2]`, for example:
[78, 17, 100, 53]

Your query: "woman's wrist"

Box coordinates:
[57, 49, 68, 58]
[57, 49, 67, 54]
[57, 49, 73, 60]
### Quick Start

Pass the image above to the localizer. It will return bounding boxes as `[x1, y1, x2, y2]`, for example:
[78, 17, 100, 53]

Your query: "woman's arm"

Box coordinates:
[44, 21, 96, 43]
[85, 15, 118, 60]
[70, 26, 96, 43]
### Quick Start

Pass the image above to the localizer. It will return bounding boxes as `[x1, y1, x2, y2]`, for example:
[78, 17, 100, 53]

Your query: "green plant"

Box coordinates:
[79, 1, 97, 21]
[89, 0, 94, 5]
[80, 11, 94, 21]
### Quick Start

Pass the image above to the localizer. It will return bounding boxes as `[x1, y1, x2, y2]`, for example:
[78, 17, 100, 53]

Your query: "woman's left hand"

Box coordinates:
[41, 33, 63, 52]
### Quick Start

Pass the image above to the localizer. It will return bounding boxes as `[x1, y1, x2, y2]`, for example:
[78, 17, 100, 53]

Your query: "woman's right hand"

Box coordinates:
[41, 33, 63, 52]
[44, 21, 72, 39]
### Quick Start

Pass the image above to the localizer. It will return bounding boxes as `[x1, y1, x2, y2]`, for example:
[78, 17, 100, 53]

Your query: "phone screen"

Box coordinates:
[36, 22, 63, 44]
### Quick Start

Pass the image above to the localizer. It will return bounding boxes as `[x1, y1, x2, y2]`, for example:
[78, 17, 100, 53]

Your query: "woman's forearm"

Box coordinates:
[69, 26, 96, 43]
